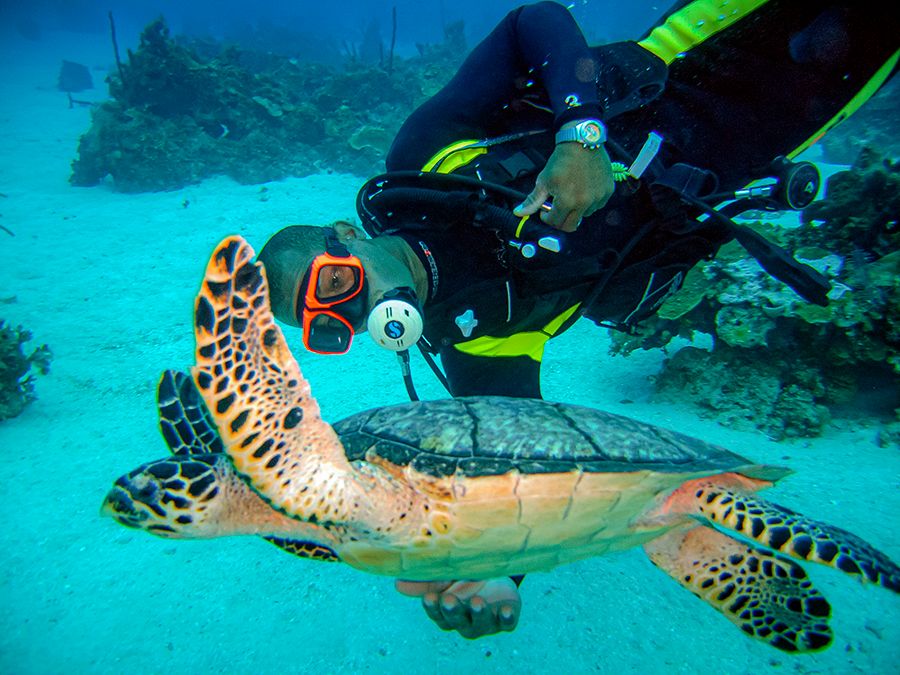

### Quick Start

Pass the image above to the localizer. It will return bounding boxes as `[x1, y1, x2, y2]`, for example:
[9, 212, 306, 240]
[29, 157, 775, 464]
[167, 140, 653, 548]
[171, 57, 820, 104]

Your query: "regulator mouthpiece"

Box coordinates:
[367, 287, 424, 352]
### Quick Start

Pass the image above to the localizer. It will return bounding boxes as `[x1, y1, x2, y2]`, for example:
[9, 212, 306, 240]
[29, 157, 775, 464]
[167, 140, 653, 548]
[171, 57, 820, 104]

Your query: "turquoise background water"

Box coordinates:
[1, 5, 898, 674]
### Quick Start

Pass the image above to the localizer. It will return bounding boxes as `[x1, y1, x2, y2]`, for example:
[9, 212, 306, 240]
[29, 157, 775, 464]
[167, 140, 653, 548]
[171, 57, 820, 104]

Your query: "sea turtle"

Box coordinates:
[103, 236, 899, 653]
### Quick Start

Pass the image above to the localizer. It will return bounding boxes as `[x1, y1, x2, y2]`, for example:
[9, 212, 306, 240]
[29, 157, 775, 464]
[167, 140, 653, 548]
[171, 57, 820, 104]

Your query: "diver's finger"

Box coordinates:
[582, 197, 606, 218]
[439, 592, 467, 628]
[465, 595, 494, 638]
[498, 602, 520, 632]
[541, 205, 582, 232]
[514, 183, 550, 217]
[422, 592, 453, 630]
[560, 211, 584, 232]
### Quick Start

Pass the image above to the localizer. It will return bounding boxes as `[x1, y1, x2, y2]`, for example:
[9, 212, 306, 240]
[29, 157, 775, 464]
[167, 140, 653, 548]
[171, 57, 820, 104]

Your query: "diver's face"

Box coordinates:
[343, 238, 416, 333]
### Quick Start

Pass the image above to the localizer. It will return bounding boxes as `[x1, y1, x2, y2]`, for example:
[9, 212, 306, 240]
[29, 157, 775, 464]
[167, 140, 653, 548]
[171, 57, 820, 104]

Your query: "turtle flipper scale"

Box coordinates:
[645, 525, 833, 653]
[191, 236, 345, 521]
[693, 488, 900, 593]
[157, 370, 224, 455]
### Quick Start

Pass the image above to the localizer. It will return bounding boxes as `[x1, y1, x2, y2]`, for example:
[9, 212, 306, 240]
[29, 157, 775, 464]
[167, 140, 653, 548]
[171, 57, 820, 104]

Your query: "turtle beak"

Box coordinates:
[100, 484, 149, 527]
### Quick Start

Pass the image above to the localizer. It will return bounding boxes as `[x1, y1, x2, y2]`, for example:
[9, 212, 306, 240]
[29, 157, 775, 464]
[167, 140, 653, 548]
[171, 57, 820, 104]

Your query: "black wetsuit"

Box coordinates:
[384, 0, 899, 399]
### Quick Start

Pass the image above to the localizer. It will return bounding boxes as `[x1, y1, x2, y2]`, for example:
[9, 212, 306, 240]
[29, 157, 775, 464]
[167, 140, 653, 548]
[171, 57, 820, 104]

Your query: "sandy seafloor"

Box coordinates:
[0, 31, 898, 675]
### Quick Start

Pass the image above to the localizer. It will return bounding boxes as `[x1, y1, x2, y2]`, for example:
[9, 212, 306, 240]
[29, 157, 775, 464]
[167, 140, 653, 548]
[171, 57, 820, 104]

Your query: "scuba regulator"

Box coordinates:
[366, 286, 433, 401]
[366, 287, 424, 352]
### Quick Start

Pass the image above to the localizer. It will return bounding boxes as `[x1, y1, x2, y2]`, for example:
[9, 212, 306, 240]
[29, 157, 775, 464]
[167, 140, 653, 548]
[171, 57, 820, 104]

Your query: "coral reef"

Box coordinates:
[0, 321, 52, 421]
[612, 151, 900, 440]
[70, 18, 466, 192]
[799, 147, 900, 258]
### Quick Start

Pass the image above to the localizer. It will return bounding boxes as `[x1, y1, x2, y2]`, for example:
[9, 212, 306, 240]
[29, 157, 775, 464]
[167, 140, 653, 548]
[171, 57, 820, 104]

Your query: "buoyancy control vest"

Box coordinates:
[356, 128, 829, 356]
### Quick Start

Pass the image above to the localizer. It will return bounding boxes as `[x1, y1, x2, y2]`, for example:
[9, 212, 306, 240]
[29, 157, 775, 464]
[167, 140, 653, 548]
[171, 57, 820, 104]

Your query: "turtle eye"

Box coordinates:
[132, 475, 161, 503]
[134, 483, 159, 503]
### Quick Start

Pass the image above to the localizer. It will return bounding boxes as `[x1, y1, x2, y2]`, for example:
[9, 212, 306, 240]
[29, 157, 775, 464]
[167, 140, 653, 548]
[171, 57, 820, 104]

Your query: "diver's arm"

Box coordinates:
[387, 1, 604, 170]
[509, 1, 605, 128]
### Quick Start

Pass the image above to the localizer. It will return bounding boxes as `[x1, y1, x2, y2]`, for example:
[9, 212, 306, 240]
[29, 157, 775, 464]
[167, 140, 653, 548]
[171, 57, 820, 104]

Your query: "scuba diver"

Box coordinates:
[258, 1, 899, 640]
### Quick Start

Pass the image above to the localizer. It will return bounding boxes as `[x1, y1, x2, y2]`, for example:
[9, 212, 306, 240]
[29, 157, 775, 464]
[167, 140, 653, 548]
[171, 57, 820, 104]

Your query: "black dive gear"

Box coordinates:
[357, 145, 831, 399]
[763, 157, 821, 211]
[642, 151, 831, 308]
[371, 0, 899, 402]
[358, 150, 830, 301]
[358, 169, 568, 267]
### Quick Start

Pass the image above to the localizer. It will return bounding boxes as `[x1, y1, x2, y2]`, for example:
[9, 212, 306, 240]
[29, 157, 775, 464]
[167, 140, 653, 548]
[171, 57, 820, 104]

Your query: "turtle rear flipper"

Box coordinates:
[690, 487, 900, 593]
[645, 525, 833, 653]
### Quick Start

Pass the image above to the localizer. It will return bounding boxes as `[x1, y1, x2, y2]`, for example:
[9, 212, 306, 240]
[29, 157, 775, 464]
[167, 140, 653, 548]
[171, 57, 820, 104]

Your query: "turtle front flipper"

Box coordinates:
[645, 525, 833, 653]
[157, 370, 224, 455]
[191, 237, 350, 523]
[691, 488, 900, 593]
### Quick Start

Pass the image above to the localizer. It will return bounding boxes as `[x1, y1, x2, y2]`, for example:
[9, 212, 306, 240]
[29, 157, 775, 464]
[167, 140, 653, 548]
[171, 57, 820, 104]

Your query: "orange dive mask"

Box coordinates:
[294, 235, 368, 355]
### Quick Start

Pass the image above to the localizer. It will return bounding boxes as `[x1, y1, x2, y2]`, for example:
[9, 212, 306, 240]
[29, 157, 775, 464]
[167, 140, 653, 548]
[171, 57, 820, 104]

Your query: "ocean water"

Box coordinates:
[0, 3, 898, 674]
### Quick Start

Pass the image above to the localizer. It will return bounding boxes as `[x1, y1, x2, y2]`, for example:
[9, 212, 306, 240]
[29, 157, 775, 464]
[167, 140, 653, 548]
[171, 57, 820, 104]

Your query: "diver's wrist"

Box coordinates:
[555, 119, 607, 149]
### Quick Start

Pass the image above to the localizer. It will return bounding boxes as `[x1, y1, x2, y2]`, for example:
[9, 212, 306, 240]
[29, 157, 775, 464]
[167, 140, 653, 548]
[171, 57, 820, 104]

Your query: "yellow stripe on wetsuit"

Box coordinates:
[788, 48, 900, 158]
[422, 140, 487, 174]
[638, 0, 899, 159]
[638, 0, 769, 64]
[453, 305, 581, 362]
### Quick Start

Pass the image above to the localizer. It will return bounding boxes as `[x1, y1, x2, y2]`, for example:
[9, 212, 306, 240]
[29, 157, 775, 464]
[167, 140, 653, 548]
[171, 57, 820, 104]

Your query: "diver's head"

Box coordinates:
[259, 223, 423, 354]
[258, 223, 336, 328]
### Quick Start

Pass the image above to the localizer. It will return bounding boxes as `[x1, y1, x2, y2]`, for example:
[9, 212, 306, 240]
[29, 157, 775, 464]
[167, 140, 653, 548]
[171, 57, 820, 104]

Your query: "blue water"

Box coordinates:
[0, 2, 898, 674]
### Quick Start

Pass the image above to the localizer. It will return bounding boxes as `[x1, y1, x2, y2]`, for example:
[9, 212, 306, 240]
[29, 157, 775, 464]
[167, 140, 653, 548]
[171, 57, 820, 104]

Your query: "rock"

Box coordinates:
[57, 60, 93, 92]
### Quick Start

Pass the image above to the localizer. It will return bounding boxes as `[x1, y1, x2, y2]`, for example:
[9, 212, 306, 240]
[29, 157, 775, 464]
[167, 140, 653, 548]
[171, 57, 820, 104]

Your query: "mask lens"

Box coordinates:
[305, 312, 353, 355]
[314, 264, 361, 304]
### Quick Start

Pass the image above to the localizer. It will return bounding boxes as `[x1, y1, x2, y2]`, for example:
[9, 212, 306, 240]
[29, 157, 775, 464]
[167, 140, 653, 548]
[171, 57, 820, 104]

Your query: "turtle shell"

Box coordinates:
[335, 397, 764, 479]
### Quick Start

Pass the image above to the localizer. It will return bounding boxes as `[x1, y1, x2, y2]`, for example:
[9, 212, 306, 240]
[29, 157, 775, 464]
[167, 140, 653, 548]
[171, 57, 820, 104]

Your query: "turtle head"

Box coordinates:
[101, 455, 226, 538]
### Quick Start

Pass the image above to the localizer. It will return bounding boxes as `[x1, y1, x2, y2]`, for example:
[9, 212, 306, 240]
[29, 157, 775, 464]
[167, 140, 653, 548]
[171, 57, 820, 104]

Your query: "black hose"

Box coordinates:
[678, 192, 831, 306]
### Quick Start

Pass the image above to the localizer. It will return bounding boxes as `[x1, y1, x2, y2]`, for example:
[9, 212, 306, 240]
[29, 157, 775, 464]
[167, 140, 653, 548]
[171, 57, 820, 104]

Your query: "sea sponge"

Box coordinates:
[714, 305, 774, 348]
[348, 125, 393, 154]
[0, 321, 52, 421]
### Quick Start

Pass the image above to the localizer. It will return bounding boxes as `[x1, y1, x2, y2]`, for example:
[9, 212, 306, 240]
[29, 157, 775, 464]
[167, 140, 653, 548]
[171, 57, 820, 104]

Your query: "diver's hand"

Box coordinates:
[395, 578, 521, 639]
[513, 135, 614, 232]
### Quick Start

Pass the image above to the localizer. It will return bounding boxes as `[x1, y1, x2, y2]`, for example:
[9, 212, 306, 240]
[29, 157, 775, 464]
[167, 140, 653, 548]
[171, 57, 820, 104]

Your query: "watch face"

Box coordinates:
[582, 122, 602, 144]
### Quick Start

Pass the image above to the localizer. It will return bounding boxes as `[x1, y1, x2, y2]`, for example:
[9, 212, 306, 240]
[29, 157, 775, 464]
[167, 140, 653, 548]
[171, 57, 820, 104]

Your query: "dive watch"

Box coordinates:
[555, 119, 607, 149]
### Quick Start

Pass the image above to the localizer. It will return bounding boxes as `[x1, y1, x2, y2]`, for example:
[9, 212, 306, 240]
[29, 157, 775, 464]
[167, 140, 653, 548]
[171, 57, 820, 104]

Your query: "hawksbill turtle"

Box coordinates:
[102, 236, 899, 653]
